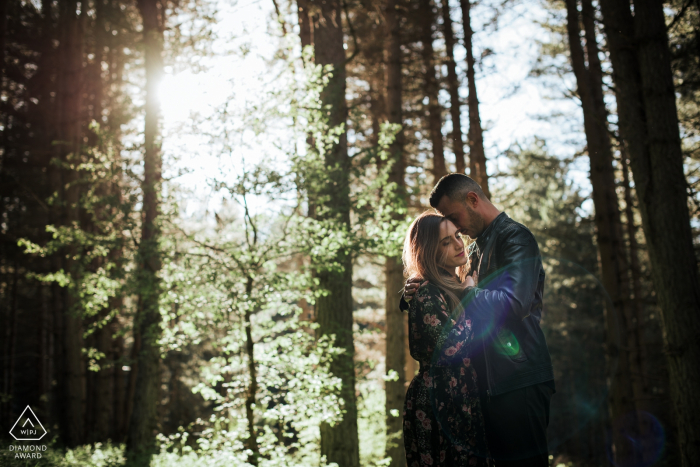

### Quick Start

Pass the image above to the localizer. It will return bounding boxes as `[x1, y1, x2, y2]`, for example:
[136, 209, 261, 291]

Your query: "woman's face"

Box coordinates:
[437, 219, 468, 270]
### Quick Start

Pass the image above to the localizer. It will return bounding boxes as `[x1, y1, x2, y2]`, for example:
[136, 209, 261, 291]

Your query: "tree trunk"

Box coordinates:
[56, 0, 86, 447]
[580, 0, 656, 416]
[598, 0, 700, 464]
[297, 0, 312, 56]
[619, 148, 649, 402]
[300, 1, 360, 466]
[35, 0, 61, 434]
[383, 1, 406, 465]
[112, 320, 127, 441]
[0, 0, 7, 89]
[419, 0, 447, 181]
[39, 283, 52, 419]
[127, 0, 164, 463]
[86, 0, 114, 444]
[244, 277, 260, 465]
[440, 0, 466, 174]
[459, 0, 489, 197]
[564, 0, 646, 463]
[91, 322, 113, 442]
[2, 260, 18, 424]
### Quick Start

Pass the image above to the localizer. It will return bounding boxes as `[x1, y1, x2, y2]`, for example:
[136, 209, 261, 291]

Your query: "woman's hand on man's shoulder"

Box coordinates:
[404, 277, 428, 301]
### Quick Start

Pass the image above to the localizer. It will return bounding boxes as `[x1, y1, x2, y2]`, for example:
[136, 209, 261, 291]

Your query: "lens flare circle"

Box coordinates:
[427, 256, 616, 456]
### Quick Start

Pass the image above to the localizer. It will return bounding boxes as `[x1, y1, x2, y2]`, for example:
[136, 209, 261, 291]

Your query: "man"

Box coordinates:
[404, 174, 555, 466]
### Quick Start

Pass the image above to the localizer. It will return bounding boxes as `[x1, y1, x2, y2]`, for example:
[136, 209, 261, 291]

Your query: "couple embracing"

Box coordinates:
[400, 174, 555, 467]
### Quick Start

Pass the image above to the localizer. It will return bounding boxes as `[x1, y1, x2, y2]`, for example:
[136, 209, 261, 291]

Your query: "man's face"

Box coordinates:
[436, 195, 486, 239]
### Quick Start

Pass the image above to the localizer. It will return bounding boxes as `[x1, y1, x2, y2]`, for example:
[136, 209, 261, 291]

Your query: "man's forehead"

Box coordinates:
[436, 197, 460, 216]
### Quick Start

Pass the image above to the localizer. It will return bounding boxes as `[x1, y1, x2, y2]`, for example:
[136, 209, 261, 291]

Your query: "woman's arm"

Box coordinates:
[409, 283, 473, 367]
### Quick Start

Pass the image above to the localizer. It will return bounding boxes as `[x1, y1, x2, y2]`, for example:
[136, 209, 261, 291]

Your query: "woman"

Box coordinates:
[402, 211, 490, 466]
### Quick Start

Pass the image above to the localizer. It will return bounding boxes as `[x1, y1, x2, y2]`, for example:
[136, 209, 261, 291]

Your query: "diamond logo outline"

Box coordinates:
[9, 406, 47, 441]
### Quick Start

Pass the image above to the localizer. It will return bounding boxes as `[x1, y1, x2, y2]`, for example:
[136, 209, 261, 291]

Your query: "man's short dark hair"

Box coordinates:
[429, 174, 487, 209]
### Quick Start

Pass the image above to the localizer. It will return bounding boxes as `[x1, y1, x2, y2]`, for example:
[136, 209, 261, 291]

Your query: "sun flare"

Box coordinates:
[158, 70, 231, 123]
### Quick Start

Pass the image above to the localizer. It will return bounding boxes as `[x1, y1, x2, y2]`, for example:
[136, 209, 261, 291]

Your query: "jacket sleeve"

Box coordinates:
[410, 283, 472, 366]
[462, 229, 542, 322]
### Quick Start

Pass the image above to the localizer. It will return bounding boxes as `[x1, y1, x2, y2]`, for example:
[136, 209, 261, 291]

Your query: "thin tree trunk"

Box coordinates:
[35, 0, 59, 432]
[459, 0, 489, 197]
[1, 252, 7, 423]
[87, 0, 114, 443]
[109, 312, 128, 443]
[0, 0, 8, 89]
[580, 0, 655, 416]
[244, 276, 260, 465]
[384, 1, 406, 465]
[419, 0, 447, 180]
[600, 0, 700, 464]
[297, 0, 312, 55]
[39, 283, 52, 418]
[91, 322, 113, 441]
[3, 260, 18, 424]
[127, 0, 164, 463]
[57, 0, 86, 447]
[89, 0, 105, 139]
[440, 0, 466, 174]
[619, 148, 649, 402]
[563, 0, 643, 462]
[301, 1, 359, 465]
[106, 26, 127, 437]
[297, 0, 317, 220]
[112, 322, 127, 441]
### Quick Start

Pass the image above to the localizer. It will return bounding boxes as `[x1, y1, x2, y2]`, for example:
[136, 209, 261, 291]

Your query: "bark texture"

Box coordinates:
[440, 0, 466, 174]
[564, 1, 652, 462]
[619, 149, 650, 405]
[459, 0, 489, 197]
[299, 1, 360, 465]
[127, 0, 164, 463]
[56, 0, 86, 447]
[598, 0, 700, 464]
[419, 0, 447, 180]
[384, 1, 406, 465]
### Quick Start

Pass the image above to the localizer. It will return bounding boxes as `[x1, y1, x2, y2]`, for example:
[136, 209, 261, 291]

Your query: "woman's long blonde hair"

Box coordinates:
[402, 211, 471, 311]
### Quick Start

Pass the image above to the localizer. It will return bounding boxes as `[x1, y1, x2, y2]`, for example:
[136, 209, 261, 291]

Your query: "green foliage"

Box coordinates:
[147, 43, 414, 464]
[158, 138, 349, 463]
[357, 383, 391, 467]
[17, 125, 137, 370]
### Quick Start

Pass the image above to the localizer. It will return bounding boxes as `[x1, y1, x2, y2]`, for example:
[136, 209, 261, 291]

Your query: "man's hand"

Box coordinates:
[403, 277, 424, 301]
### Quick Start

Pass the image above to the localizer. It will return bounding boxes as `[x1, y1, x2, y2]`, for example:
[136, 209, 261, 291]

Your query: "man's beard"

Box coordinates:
[464, 203, 484, 238]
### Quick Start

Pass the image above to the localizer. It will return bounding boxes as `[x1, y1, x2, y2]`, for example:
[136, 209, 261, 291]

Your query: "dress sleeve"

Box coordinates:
[408, 283, 474, 367]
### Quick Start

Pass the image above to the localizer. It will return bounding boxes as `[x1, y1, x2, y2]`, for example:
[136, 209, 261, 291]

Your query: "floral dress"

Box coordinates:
[403, 282, 490, 467]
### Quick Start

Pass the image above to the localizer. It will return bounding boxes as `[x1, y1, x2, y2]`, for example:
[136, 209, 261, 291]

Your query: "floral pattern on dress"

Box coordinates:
[404, 282, 491, 466]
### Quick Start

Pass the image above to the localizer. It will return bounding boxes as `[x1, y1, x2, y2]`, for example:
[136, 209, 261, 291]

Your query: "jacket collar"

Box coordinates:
[475, 212, 508, 251]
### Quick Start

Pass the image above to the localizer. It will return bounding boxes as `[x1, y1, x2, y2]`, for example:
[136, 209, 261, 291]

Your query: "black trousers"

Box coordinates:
[481, 383, 554, 467]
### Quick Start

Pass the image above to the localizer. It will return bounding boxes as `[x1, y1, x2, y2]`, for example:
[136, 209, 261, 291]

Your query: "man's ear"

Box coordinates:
[466, 191, 479, 208]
